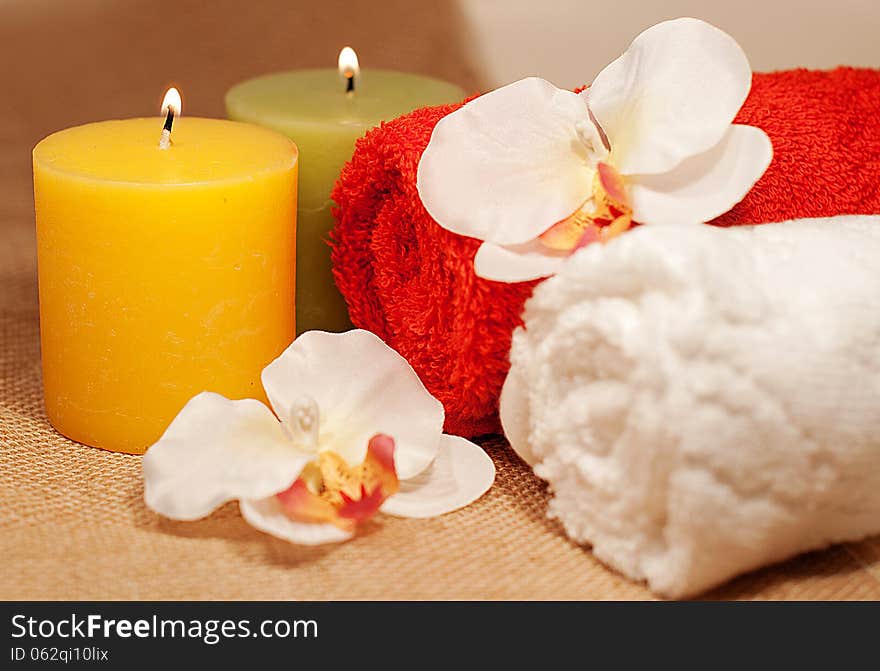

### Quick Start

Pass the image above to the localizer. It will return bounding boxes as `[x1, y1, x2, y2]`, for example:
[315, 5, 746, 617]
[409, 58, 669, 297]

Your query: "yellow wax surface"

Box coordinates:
[33, 117, 298, 454]
[226, 69, 466, 334]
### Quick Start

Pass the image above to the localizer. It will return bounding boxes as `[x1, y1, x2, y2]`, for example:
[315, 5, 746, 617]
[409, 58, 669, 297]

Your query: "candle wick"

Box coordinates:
[159, 106, 175, 150]
[345, 72, 355, 95]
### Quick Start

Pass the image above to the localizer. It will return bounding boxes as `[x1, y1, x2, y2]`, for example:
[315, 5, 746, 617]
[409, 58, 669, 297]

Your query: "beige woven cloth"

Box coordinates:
[2, 0, 879, 601]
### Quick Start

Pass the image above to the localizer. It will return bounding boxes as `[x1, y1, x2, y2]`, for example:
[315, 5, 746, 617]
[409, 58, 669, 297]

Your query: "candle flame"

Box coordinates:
[338, 47, 360, 90]
[161, 87, 182, 118]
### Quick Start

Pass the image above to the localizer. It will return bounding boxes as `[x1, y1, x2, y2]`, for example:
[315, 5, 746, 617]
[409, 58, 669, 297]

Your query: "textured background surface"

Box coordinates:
[2, 0, 879, 600]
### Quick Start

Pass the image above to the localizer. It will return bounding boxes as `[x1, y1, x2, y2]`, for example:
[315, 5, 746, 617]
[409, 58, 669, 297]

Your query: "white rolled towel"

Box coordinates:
[501, 215, 880, 598]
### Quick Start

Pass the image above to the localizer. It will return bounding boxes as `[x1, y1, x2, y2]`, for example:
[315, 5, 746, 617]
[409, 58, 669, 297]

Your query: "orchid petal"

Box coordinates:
[539, 214, 599, 251]
[499, 354, 537, 466]
[474, 240, 569, 283]
[575, 225, 602, 249]
[261, 330, 444, 480]
[240, 497, 353, 545]
[587, 18, 752, 175]
[381, 435, 495, 518]
[597, 162, 628, 206]
[598, 214, 633, 242]
[272, 434, 399, 531]
[629, 124, 772, 226]
[143, 393, 307, 521]
[360, 433, 401, 500]
[418, 77, 604, 246]
[276, 478, 341, 525]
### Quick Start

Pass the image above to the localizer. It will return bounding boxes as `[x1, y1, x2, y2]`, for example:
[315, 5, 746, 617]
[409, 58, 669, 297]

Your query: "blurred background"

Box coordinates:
[464, 0, 880, 88]
[4, 0, 879, 135]
[1, 0, 878, 247]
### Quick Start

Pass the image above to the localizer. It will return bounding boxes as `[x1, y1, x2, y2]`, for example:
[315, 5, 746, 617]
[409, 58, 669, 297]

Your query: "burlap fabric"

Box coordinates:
[2, 0, 879, 601]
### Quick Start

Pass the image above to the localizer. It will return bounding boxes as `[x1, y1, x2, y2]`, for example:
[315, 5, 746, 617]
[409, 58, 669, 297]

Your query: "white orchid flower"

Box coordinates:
[417, 18, 773, 282]
[143, 330, 495, 545]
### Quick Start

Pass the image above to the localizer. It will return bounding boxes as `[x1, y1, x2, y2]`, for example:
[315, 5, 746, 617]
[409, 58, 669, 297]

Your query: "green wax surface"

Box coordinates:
[226, 69, 466, 335]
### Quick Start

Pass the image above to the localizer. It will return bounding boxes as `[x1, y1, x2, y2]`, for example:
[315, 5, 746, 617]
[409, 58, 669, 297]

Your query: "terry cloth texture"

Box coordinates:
[330, 68, 880, 437]
[504, 216, 880, 598]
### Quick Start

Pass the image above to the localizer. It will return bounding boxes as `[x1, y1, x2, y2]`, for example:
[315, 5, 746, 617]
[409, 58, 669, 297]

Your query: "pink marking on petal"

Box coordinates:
[276, 478, 311, 510]
[540, 217, 588, 251]
[277, 479, 340, 525]
[575, 225, 601, 250]
[364, 434, 400, 498]
[337, 485, 387, 523]
[597, 162, 629, 207]
[277, 434, 401, 531]
[367, 434, 396, 475]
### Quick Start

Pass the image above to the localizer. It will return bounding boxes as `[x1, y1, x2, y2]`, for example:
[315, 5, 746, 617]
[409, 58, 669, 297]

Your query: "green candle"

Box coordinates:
[226, 50, 466, 334]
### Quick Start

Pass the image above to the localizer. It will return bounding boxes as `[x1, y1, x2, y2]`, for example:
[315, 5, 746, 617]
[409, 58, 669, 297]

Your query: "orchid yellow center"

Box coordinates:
[276, 434, 400, 531]
[539, 162, 633, 252]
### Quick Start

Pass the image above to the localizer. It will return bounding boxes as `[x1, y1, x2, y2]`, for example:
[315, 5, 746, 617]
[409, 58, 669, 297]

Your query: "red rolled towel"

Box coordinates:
[330, 67, 880, 437]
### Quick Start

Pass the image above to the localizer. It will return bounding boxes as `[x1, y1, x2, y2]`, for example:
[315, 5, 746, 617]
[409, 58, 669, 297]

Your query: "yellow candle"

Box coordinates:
[33, 97, 298, 455]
